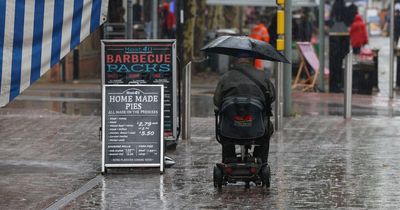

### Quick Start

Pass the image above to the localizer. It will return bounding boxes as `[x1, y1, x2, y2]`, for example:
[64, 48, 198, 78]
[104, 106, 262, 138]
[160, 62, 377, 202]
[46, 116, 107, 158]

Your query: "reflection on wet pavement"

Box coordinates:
[5, 85, 102, 116]
[8, 92, 400, 118]
[62, 117, 400, 209]
[191, 95, 214, 117]
[5, 81, 400, 118]
[192, 92, 400, 117]
[292, 92, 400, 117]
[6, 100, 101, 116]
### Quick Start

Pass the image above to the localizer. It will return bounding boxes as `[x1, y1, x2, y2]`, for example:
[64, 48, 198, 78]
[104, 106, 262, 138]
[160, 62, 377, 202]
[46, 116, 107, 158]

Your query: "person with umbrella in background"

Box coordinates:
[201, 35, 289, 169]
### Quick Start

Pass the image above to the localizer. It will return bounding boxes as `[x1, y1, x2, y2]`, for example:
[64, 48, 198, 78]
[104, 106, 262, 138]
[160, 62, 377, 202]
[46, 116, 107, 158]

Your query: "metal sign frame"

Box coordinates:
[101, 39, 176, 173]
[101, 84, 164, 173]
[100, 39, 178, 140]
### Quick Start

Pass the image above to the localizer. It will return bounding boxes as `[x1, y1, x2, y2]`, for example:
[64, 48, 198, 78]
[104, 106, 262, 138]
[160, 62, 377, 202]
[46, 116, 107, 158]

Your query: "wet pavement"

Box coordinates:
[2, 36, 400, 209]
[0, 109, 101, 210]
[2, 109, 400, 209]
[62, 117, 400, 209]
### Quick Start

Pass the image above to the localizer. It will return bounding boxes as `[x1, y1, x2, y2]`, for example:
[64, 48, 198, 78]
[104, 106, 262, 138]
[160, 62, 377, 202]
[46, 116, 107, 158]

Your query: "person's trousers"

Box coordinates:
[222, 139, 270, 163]
[353, 47, 361, 54]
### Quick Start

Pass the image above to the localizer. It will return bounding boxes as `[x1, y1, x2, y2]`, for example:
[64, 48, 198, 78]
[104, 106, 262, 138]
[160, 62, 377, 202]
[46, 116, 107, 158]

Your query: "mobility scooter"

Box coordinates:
[213, 96, 272, 188]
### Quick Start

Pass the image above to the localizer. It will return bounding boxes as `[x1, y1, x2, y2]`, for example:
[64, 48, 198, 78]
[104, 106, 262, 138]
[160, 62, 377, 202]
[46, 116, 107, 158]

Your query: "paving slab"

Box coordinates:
[0, 109, 101, 210]
[1, 35, 400, 209]
[60, 117, 400, 209]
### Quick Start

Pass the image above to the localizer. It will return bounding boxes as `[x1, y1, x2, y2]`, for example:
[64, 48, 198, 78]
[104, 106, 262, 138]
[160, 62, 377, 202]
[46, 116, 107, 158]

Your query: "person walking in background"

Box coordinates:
[268, 14, 277, 48]
[330, 0, 347, 26]
[349, 14, 368, 54]
[347, 3, 358, 24]
[132, 1, 142, 23]
[249, 18, 270, 70]
[160, 2, 176, 39]
[300, 10, 313, 42]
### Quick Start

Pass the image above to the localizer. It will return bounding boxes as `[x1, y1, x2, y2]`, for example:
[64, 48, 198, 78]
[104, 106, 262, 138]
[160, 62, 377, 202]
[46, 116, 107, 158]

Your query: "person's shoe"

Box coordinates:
[165, 156, 175, 168]
[166, 140, 177, 150]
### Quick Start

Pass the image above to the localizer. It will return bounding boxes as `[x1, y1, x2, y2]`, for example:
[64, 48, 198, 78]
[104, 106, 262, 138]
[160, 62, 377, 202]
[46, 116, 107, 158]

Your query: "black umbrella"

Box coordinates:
[201, 35, 290, 63]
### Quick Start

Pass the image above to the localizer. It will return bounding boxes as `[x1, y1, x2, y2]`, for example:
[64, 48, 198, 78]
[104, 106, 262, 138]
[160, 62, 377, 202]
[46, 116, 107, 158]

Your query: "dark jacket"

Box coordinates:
[213, 63, 275, 109]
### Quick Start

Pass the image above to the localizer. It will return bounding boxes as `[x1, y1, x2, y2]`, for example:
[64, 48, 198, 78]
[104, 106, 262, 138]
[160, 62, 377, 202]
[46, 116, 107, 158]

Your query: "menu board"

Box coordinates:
[102, 85, 164, 171]
[101, 40, 177, 138]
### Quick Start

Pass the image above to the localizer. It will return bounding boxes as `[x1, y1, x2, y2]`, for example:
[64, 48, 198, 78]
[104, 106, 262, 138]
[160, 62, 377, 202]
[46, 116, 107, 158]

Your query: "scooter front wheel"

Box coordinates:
[213, 165, 223, 188]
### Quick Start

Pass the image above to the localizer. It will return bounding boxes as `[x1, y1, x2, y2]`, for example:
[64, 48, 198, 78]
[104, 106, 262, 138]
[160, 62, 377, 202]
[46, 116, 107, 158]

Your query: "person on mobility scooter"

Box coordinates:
[213, 57, 275, 188]
[201, 35, 289, 188]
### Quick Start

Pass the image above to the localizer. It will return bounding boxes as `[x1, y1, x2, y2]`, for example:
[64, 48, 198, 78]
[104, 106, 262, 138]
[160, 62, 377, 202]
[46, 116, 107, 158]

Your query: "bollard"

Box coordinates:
[275, 0, 286, 131]
[318, 0, 325, 91]
[182, 62, 192, 140]
[390, 0, 395, 99]
[344, 52, 353, 119]
[73, 49, 79, 81]
[126, 0, 133, 39]
[275, 62, 284, 131]
[152, 0, 158, 39]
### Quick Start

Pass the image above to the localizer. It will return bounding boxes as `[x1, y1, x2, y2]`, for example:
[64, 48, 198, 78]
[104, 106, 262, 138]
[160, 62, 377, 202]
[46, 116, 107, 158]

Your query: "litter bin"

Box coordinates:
[372, 49, 379, 89]
[352, 61, 375, 95]
[329, 21, 350, 93]
[203, 49, 230, 74]
[204, 29, 237, 74]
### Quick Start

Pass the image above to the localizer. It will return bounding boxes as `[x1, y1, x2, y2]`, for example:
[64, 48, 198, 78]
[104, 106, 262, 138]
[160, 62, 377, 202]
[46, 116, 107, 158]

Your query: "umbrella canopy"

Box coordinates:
[201, 35, 290, 63]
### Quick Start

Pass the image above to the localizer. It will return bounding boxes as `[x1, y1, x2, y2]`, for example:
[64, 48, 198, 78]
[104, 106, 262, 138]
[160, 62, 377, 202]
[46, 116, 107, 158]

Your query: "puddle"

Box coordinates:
[6, 100, 101, 116]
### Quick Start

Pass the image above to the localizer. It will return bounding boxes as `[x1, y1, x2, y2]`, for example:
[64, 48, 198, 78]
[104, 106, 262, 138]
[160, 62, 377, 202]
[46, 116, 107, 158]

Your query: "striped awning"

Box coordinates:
[0, 0, 109, 107]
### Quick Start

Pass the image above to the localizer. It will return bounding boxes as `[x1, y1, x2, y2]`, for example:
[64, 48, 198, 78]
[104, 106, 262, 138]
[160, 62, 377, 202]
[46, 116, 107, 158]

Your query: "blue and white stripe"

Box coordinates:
[0, 0, 108, 107]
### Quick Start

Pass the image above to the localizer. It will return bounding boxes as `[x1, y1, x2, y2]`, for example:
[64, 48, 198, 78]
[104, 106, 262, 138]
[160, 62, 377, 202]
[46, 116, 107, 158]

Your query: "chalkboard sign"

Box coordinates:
[102, 85, 164, 172]
[101, 40, 177, 139]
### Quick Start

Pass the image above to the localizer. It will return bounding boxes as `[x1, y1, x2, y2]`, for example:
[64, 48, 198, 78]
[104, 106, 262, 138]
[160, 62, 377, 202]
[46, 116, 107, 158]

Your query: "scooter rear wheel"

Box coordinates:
[261, 165, 271, 188]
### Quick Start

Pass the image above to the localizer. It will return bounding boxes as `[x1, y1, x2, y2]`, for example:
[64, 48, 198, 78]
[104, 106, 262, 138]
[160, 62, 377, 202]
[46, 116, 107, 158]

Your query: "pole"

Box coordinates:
[152, 0, 158, 39]
[176, 0, 184, 61]
[283, 0, 292, 116]
[182, 62, 192, 140]
[275, 0, 286, 131]
[239, 8, 243, 34]
[60, 58, 66, 82]
[73, 48, 79, 81]
[126, 0, 133, 39]
[344, 52, 353, 119]
[276, 62, 284, 130]
[318, 0, 325, 91]
[390, 0, 395, 99]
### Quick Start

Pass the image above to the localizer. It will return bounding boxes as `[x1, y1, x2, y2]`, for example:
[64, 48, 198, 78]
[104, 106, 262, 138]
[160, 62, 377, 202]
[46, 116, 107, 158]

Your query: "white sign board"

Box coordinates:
[102, 85, 164, 173]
